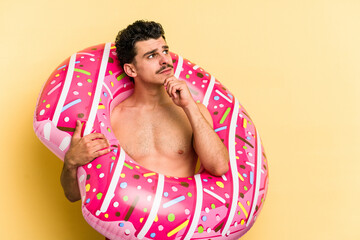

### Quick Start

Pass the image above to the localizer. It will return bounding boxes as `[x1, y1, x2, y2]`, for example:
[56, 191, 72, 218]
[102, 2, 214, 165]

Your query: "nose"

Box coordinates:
[160, 53, 170, 65]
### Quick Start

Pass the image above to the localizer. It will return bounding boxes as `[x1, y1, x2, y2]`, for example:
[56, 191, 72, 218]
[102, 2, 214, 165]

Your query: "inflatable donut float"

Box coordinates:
[34, 43, 269, 240]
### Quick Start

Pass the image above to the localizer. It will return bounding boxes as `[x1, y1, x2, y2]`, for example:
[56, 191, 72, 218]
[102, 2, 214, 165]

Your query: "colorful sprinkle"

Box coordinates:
[219, 107, 231, 124]
[163, 196, 186, 208]
[144, 172, 156, 177]
[124, 163, 133, 169]
[167, 213, 175, 222]
[62, 99, 81, 112]
[167, 219, 189, 237]
[215, 126, 227, 132]
[117, 72, 127, 81]
[96, 193, 103, 200]
[216, 181, 224, 188]
[238, 201, 248, 218]
[243, 118, 247, 128]
[74, 68, 91, 75]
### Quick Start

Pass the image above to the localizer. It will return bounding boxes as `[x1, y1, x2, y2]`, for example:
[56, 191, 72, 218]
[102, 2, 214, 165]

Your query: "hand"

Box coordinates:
[64, 120, 110, 168]
[164, 76, 195, 108]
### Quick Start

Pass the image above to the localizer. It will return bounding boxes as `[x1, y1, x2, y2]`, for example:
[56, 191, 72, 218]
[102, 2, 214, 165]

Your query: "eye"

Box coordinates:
[148, 54, 155, 59]
[163, 49, 169, 54]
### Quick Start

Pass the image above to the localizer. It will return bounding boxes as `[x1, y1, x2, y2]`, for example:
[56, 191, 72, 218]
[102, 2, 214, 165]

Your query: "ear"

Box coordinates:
[123, 63, 137, 78]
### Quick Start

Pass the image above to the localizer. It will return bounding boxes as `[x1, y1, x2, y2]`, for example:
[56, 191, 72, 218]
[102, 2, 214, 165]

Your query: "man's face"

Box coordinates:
[131, 37, 174, 85]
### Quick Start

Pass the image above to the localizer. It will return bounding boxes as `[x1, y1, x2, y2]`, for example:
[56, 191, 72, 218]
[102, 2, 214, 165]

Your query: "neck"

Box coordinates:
[129, 80, 172, 108]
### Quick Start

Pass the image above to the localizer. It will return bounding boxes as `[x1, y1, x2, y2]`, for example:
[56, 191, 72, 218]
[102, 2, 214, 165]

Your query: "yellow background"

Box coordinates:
[1, 0, 359, 239]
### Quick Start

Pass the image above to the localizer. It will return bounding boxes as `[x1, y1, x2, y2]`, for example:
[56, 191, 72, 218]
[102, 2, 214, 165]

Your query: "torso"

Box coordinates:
[111, 100, 197, 177]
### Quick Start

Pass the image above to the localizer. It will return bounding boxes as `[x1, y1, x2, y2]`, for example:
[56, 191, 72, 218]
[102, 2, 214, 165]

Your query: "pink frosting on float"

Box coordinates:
[34, 43, 269, 239]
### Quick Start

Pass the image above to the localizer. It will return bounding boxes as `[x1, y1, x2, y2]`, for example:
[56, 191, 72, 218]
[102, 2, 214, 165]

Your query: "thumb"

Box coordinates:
[72, 120, 83, 139]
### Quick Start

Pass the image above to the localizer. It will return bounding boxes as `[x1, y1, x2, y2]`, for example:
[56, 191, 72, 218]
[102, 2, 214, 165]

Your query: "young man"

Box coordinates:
[60, 20, 229, 203]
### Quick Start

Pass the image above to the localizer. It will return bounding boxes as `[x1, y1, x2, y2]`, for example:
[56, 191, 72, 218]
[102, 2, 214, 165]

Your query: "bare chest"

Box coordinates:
[111, 106, 194, 159]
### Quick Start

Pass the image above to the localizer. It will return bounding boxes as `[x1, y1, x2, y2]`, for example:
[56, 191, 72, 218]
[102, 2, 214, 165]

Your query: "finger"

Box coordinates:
[166, 80, 173, 97]
[164, 76, 177, 89]
[94, 148, 111, 158]
[85, 139, 110, 151]
[93, 140, 111, 151]
[167, 80, 179, 96]
[83, 132, 108, 141]
[170, 82, 182, 99]
[72, 120, 82, 139]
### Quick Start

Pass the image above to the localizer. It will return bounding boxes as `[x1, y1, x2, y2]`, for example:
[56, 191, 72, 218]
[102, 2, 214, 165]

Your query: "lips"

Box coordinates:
[159, 68, 172, 74]
[156, 64, 174, 74]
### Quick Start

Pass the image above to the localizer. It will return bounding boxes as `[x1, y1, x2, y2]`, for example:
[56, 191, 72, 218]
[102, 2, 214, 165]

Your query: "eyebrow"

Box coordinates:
[143, 45, 169, 58]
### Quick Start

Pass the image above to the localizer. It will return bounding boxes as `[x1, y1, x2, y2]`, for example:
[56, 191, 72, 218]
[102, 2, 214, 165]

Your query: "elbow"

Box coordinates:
[210, 155, 230, 177]
[64, 192, 81, 203]
[212, 162, 229, 177]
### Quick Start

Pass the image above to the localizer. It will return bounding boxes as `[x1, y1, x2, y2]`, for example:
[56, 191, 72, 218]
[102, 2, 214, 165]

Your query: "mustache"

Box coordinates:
[156, 64, 174, 74]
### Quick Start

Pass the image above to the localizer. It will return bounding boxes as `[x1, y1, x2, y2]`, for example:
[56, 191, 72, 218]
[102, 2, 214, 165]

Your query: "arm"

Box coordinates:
[184, 102, 229, 176]
[60, 120, 110, 202]
[164, 78, 229, 176]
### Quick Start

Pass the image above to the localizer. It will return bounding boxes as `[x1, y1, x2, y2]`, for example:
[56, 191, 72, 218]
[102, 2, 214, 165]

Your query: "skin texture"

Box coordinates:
[61, 37, 229, 202]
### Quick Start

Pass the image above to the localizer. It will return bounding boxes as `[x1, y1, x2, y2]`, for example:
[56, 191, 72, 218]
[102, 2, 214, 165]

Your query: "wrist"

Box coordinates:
[64, 154, 79, 170]
[182, 100, 198, 114]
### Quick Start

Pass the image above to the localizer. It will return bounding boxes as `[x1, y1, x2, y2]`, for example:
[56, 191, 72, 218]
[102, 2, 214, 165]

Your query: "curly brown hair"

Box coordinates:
[115, 20, 165, 83]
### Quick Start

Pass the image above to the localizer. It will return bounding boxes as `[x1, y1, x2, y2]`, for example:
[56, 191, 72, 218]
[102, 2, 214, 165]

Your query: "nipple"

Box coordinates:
[178, 149, 184, 154]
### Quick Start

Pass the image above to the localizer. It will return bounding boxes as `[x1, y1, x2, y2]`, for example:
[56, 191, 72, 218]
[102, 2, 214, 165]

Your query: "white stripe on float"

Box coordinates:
[222, 99, 240, 236]
[59, 136, 71, 151]
[52, 53, 76, 126]
[47, 82, 62, 96]
[193, 65, 199, 70]
[246, 162, 255, 167]
[222, 174, 228, 181]
[246, 130, 263, 227]
[77, 52, 95, 56]
[215, 89, 233, 103]
[44, 122, 51, 141]
[137, 174, 165, 239]
[183, 174, 203, 240]
[203, 188, 226, 204]
[84, 42, 111, 136]
[96, 147, 126, 216]
[174, 55, 183, 79]
[202, 76, 215, 107]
